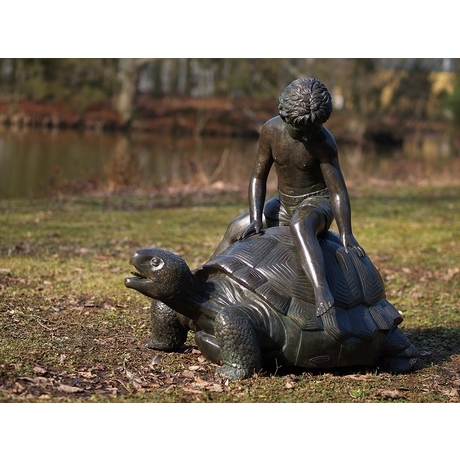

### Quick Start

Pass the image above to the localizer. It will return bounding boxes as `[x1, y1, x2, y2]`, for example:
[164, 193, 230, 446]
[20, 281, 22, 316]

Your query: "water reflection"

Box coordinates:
[0, 129, 260, 199]
[0, 128, 458, 199]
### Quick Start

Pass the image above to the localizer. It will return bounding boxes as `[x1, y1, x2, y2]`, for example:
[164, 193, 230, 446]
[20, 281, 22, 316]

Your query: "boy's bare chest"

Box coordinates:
[272, 141, 319, 171]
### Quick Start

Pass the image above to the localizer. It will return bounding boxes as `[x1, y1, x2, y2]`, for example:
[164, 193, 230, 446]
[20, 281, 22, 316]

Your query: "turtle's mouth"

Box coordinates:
[130, 270, 146, 279]
[125, 269, 151, 289]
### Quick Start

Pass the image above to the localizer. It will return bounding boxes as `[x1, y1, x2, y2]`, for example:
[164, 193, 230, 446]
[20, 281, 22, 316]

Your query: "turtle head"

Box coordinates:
[125, 248, 191, 300]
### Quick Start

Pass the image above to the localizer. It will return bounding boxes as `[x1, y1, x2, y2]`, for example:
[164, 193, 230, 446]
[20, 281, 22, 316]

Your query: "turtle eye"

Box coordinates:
[150, 257, 164, 270]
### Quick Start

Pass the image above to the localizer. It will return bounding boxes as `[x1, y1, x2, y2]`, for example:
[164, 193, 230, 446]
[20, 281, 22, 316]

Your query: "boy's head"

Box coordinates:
[278, 77, 332, 131]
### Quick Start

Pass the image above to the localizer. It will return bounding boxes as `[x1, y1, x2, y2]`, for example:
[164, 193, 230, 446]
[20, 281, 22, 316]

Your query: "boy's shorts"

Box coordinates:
[263, 188, 333, 229]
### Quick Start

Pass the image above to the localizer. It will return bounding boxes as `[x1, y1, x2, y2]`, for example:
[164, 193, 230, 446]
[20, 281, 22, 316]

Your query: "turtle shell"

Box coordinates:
[199, 226, 402, 341]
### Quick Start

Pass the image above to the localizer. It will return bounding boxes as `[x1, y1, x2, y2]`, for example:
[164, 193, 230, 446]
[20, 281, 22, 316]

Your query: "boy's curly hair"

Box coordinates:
[278, 77, 332, 128]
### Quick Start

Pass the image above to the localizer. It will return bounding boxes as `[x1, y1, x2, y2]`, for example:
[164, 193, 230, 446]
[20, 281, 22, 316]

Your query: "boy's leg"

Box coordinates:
[290, 205, 334, 316]
[212, 196, 284, 258]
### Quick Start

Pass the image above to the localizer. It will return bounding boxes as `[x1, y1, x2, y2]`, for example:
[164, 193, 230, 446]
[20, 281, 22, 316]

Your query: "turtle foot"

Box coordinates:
[148, 299, 188, 351]
[214, 307, 262, 380]
[216, 364, 254, 380]
[379, 328, 419, 373]
[381, 354, 418, 374]
[146, 338, 184, 352]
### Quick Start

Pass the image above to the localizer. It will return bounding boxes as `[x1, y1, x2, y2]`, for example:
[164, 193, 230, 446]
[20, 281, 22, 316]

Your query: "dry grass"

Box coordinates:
[1, 182, 458, 460]
[1, 183, 459, 405]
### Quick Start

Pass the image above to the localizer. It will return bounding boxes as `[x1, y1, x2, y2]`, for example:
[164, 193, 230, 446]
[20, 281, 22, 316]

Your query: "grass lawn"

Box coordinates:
[1, 184, 459, 403]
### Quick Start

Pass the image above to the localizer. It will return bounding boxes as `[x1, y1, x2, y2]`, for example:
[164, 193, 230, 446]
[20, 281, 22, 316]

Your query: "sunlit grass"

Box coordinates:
[1, 184, 459, 402]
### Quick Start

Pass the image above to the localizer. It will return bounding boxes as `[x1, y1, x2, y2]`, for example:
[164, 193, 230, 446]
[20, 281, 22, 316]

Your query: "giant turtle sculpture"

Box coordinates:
[125, 227, 418, 380]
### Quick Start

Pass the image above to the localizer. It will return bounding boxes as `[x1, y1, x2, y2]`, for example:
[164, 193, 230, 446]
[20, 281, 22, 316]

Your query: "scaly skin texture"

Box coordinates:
[214, 308, 262, 380]
[147, 299, 187, 351]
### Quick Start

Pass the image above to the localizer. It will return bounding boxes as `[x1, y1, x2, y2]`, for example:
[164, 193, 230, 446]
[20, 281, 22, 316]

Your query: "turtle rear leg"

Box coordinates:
[379, 327, 419, 373]
[147, 299, 188, 351]
[214, 307, 262, 380]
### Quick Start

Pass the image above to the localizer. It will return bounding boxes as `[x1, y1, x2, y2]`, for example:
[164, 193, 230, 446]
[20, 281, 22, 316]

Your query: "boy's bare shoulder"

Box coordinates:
[318, 127, 338, 150]
[261, 116, 283, 136]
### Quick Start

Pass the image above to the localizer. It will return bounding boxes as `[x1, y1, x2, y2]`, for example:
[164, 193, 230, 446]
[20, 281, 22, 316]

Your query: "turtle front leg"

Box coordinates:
[147, 299, 188, 351]
[214, 307, 262, 380]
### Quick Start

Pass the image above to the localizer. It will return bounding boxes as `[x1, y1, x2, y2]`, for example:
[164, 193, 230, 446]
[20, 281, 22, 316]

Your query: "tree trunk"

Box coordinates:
[116, 58, 154, 127]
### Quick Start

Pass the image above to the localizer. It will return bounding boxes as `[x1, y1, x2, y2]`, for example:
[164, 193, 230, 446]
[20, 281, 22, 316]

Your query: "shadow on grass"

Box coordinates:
[406, 326, 460, 369]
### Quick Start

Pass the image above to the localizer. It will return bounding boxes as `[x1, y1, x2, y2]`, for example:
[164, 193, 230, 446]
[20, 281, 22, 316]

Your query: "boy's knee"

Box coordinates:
[291, 208, 325, 234]
[218, 212, 250, 246]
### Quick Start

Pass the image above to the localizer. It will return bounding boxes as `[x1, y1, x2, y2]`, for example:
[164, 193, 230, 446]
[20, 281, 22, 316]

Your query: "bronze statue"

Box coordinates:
[212, 77, 364, 317]
[125, 77, 418, 380]
[125, 227, 418, 380]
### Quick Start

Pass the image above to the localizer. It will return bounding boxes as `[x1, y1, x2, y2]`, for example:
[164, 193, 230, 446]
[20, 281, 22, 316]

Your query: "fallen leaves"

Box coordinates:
[58, 384, 84, 394]
[378, 389, 408, 400]
[443, 267, 460, 282]
[0, 350, 232, 402]
[9, 366, 107, 399]
[120, 357, 227, 398]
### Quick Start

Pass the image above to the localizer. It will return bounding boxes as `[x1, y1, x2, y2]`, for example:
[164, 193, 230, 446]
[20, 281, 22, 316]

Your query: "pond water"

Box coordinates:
[0, 128, 458, 199]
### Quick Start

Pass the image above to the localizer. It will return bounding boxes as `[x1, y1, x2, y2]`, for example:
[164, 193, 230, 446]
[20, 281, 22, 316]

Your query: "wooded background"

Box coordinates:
[1, 58, 459, 134]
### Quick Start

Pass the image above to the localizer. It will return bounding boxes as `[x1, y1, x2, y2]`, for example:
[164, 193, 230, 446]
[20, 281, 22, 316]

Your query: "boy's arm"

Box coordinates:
[312, 130, 365, 256]
[320, 157, 365, 257]
[238, 125, 273, 240]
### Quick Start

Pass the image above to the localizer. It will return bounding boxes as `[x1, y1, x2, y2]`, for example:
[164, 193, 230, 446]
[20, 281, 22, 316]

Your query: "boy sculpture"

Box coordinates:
[213, 77, 365, 316]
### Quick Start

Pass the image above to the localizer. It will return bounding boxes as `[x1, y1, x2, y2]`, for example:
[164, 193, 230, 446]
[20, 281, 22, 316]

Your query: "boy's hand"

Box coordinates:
[238, 220, 263, 240]
[341, 233, 366, 257]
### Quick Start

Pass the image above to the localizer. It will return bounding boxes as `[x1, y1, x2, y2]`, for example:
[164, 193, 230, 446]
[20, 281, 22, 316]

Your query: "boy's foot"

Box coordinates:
[316, 300, 333, 316]
[315, 290, 335, 316]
